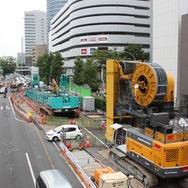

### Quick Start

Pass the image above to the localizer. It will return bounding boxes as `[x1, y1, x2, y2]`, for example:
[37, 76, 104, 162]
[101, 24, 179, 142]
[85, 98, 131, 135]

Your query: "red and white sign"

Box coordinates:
[98, 35, 108, 43]
[80, 35, 108, 44]
[80, 37, 87, 44]
[81, 48, 87, 54]
[88, 36, 97, 43]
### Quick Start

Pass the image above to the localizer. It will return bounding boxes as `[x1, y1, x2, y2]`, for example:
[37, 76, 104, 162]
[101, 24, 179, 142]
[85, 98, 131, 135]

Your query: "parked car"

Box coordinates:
[0, 87, 6, 94]
[46, 124, 83, 142]
[36, 169, 73, 188]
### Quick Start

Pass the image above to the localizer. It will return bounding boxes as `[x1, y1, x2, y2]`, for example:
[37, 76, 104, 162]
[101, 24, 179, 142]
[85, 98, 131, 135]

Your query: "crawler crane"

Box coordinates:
[105, 59, 188, 187]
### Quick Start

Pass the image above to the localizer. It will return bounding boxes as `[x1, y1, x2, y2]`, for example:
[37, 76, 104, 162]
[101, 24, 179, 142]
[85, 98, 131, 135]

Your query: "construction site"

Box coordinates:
[9, 60, 188, 188]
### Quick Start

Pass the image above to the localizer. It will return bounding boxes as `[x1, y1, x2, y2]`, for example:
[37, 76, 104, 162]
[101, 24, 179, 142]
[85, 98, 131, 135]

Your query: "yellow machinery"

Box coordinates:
[52, 78, 59, 94]
[106, 60, 188, 187]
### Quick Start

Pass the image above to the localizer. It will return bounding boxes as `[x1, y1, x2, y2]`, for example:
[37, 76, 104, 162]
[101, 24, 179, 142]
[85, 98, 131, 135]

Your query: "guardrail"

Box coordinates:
[59, 142, 97, 188]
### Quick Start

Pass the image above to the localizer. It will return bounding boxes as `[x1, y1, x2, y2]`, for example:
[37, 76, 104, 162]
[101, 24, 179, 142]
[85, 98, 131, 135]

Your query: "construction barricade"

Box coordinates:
[59, 142, 96, 188]
[13, 102, 32, 122]
[84, 135, 92, 148]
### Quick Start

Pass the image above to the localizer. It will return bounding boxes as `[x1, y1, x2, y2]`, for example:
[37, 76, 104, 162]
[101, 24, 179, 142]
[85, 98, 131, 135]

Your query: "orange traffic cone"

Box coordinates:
[84, 139, 91, 147]
[66, 141, 73, 151]
[78, 141, 83, 150]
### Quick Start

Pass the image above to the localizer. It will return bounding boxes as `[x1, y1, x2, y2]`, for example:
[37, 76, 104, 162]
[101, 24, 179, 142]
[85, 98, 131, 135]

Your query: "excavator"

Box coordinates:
[105, 59, 188, 187]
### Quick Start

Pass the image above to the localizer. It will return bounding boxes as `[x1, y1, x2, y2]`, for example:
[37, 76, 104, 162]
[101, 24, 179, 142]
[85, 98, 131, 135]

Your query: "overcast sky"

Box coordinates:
[0, 0, 46, 57]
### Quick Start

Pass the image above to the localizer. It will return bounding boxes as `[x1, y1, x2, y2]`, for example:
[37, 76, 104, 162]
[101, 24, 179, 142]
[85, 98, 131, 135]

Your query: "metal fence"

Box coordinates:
[45, 115, 110, 148]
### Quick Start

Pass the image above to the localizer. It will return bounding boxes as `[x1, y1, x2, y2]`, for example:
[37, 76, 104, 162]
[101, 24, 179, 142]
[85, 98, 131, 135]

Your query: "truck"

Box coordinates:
[105, 59, 188, 187]
[25, 74, 80, 117]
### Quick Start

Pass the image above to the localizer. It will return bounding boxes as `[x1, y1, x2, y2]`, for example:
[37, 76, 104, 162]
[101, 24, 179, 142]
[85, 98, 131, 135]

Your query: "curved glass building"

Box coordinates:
[47, 0, 68, 31]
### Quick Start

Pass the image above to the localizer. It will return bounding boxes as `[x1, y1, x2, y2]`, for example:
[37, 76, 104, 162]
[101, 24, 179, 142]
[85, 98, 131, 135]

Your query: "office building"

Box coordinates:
[32, 45, 48, 65]
[152, 0, 188, 101]
[17, 53, 25, 65]
[47, 0, 68, 32]
[24, 10, 47, 66]
[179, 13, 188, 110]
[49, 0, 151, 73]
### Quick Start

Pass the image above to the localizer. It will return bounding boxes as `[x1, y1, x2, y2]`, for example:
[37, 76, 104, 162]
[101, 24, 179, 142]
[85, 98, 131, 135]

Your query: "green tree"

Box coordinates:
[92, 48, 120, 65]
[36, 53, 51, 84]
[82, 58, 100, 91]
[120, 44, 149, 61]
[73, 56, 85, 85]
[46, 52, 55, 85]
[0, 56, 16, 77]
[50, 52, 64, 84]
[91, 49, 120, 85]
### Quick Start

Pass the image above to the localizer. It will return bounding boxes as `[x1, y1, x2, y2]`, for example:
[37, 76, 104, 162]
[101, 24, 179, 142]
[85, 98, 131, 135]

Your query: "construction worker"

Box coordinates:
[60, 127, 66, 145]
[4, 87, 7, 98]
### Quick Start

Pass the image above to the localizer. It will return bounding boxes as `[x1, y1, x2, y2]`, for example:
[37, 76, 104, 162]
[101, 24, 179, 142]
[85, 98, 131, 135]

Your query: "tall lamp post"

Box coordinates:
[94, 60, 105, 91]
[124, 51, 136, 61]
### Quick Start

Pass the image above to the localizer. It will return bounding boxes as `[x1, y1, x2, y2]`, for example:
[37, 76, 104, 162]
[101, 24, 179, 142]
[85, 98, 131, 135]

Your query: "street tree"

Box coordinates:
[0, 56, 16, 77]
[73, 56, 85, 85]
[92, 48, 120, 65]
[120, 43, 150, 61]
[36, 53, 52, 84]
[46, 52, 55, 84]
[50, 52, 64, 84]
[91, 48, 121, 84]
[82, 58, 100, 91]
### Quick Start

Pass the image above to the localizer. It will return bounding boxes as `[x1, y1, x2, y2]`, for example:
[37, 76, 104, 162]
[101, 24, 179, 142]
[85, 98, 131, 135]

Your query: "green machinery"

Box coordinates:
[25, 74, 80, 116]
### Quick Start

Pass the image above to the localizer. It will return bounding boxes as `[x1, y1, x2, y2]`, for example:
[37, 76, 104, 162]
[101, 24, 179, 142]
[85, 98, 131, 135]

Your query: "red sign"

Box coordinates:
[167, 135, 174, 141]
[81, 49, 87, 54]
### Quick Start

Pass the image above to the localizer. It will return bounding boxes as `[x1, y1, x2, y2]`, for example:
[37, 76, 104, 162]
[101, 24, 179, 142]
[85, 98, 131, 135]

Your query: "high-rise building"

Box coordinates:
[49, 0, 151, 74]
[47, 0, 68, 32]
[32, 45, 48, 65]
[24, 10, 47, 66]
[17, 53, 25, 65]
[152, 0, 188, 99]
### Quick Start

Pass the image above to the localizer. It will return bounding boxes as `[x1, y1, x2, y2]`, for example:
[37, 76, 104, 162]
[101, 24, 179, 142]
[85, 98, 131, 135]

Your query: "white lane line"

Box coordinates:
[52, 141, 60, 151]
[52, 142, 86, 187]
[25, 153, 36, 187]
[8, 96, 25, 123]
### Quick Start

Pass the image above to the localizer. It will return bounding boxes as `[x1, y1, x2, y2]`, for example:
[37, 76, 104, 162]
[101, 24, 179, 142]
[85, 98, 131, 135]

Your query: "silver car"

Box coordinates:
[36, 169, 73, 188]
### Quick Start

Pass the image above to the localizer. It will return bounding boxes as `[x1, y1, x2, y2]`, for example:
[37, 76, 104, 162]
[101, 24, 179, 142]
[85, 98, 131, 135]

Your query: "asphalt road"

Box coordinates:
[0, 93, 84, 188]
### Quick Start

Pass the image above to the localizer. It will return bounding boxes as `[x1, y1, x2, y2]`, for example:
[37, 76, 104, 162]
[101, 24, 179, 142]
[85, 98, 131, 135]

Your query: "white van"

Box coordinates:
[36, 169, 73, 188]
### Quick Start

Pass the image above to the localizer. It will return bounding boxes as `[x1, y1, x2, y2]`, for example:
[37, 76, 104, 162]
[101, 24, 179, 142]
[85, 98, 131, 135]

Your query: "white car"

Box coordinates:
[46, 124, 83, 142]
[0, 87, 5, 94]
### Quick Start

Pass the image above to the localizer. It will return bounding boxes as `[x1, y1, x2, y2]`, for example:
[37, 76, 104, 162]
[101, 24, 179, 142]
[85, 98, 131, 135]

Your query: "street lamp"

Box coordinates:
[93, 60, 105, 90]
[124, 51, 136, 61]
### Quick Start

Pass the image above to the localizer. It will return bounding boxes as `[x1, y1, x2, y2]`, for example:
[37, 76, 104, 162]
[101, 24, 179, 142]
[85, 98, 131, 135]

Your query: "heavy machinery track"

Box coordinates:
[109, 150, 158, 188]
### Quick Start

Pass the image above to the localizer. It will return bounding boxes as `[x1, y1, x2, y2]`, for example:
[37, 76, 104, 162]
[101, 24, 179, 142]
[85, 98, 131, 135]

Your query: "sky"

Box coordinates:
[0, 0, 46, 57]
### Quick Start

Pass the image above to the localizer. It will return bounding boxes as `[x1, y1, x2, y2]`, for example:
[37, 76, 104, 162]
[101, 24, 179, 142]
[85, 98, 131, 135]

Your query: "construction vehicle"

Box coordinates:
[105, 59, 188, 187]
[25, 74, 80, 117]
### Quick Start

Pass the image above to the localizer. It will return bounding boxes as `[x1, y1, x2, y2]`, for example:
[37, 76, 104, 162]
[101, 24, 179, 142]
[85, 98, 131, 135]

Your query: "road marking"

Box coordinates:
[52, 141, 60, 151]
[0, 105, 11, 110]
[34, 126, 55, 169]
[8, 96, 25, 123]
[25, 153, 36, 187]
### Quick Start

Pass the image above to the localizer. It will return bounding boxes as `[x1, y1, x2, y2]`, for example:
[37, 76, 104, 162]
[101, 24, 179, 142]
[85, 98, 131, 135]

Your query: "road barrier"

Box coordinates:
[59, 142, 96, 188]
[10, 92, 46, 124]
[12, 99, 32, 122]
